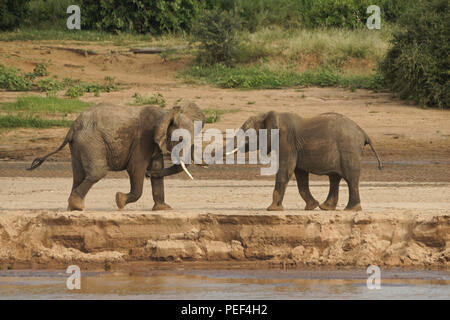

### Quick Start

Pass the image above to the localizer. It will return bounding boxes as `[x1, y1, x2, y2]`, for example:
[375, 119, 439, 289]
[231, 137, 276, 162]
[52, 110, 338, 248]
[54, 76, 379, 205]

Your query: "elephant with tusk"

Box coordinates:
[28, 101, 205, 211]
[229, 111, 382, 211]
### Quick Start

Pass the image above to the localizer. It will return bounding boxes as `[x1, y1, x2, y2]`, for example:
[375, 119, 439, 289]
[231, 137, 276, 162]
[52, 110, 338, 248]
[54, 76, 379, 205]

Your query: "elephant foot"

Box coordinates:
[116, 192, 127, 210]
[304, 201, 319, 211]
[67, 194, 84, 211]
[152, 203, 172, 211]
[267, 204, 284, 211]
[319, 201, 337, 211]
[344, 203, 362, 211]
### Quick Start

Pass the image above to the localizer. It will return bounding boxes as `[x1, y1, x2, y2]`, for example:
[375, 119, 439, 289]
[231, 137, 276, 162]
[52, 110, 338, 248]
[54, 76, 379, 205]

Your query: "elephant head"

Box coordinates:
[154, 101, 205, 178]
[227, 111, 279, 155]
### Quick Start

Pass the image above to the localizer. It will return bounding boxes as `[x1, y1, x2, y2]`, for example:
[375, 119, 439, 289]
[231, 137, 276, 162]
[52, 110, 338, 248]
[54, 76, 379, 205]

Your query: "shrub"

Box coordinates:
[380, 0, 449, 108]
[131, 93, 166, 107]
[32, 62, 50, 77]
[25, 0, 75, 28]
[0, 64, 33, 91]
[0, 0, 30, 30]
[203, 108, 240, 123]
[191, 9, 241, 66]
[64, 77, 118, 98]
[81, 0, 205, 34]
[209, 0, 411, 30]
[37, 78, 64, 93]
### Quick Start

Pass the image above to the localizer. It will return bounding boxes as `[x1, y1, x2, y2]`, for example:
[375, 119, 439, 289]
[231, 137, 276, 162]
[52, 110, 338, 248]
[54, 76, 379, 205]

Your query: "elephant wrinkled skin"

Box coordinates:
[231, 111, 382, 211]
[28, 101, 205, 211]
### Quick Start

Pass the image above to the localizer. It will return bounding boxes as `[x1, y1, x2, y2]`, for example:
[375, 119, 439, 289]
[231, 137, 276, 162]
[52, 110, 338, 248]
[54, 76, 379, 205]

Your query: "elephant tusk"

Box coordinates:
[226, 148, 239, 155]
[180, 160, 194, 180]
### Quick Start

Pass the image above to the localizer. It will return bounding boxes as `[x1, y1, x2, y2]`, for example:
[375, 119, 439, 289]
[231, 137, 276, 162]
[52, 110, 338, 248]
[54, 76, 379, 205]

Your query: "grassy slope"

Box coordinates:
[0, 96, 92, 128]
[183, 26, 393, 89]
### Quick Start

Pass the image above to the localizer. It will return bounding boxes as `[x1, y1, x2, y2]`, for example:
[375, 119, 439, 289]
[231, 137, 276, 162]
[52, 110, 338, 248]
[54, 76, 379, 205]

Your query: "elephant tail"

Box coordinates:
[27, 126, 74, 171]
[365, 136, 382, 170]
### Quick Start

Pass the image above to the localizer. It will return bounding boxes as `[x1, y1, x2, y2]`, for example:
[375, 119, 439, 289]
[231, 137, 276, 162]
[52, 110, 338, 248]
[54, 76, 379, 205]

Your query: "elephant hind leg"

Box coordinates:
[294, 168, 319, 210]
[116, 165, 146, 210]
[68, 140, 108, 211]
[343, 171, 362, 211]
[320, 174, 341, 211]
[68, 173, 106, 211]
[69, 144, 85, 192]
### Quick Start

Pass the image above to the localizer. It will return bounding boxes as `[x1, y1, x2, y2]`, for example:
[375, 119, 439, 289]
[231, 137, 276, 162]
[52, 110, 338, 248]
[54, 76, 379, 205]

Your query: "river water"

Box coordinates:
[0, 267, 448, 300]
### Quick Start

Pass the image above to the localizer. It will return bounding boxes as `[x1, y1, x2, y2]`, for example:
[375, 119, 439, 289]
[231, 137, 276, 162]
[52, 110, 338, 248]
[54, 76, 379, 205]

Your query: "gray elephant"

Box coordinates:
[228, 111, 382, 211]
[28, 101, 205, 211]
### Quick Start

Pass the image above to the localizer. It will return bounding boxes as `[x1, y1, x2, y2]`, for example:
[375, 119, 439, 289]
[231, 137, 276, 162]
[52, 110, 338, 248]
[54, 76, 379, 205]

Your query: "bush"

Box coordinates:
[209, 0, 411, 30]
[0, 0, 30, 30]
[81, 0, 205, 34]
[0, 64, 33, 91]
[25, 0, 75, 28]
[380, 0, 449, 108]
[191, 9, 242, 66]
[130, 93, 166, 107]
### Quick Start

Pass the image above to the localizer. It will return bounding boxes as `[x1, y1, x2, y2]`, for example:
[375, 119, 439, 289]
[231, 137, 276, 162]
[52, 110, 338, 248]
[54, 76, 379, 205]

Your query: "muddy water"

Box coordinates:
[0, 268, 448, 300]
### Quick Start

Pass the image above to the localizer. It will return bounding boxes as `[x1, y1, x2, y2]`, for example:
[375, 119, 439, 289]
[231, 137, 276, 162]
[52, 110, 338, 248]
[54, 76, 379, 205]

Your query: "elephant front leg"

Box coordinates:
[319, 174, 341, 210]
[267, 162, 295, 211]
[149, 154, 172, 211]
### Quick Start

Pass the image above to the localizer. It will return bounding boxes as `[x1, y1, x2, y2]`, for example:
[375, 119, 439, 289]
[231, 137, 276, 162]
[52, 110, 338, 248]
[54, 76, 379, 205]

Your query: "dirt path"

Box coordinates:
[1, 178, 449, 212]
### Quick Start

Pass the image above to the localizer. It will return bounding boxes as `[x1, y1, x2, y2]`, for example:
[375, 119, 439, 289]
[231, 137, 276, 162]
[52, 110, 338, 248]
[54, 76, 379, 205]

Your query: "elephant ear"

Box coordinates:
[263, 111, 279, 130]
[154, 106, 197, 154]
[154, 107, 179, 153]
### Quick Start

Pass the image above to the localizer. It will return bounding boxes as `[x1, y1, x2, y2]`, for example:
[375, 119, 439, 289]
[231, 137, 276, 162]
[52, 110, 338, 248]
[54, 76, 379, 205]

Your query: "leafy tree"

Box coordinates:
[380, 0, 449, 108]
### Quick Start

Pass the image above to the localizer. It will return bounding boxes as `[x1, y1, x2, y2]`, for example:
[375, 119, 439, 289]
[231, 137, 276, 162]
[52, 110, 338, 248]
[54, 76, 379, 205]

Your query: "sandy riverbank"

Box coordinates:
[1, 178, 448, 269]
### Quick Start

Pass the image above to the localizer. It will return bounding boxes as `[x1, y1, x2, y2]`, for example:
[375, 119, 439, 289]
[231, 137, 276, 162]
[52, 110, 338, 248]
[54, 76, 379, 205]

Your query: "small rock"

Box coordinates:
[199, 229, 215, 240]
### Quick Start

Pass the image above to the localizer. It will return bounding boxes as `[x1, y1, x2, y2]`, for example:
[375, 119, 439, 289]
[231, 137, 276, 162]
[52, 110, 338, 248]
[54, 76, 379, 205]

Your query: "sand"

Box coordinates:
[0, 178, 448, 268]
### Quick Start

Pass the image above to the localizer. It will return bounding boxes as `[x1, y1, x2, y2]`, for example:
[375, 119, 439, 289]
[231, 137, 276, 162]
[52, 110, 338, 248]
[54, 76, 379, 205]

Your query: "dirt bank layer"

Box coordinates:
[0, 210, 448, 268]
[0, 178, 448, 268]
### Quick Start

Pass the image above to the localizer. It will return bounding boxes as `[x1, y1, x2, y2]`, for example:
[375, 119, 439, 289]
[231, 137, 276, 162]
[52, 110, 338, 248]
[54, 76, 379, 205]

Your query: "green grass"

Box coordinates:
[203, 108, 241, 123]
[236, 26, 392, 66]
[182, 64, 386, 90]
[182, 26, 392, 90]
[0, 114, 73, 128]
[1, 96, 93, 114]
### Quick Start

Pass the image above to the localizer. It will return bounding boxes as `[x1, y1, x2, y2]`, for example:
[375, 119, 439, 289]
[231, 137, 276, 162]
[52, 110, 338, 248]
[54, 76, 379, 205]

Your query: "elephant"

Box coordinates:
[228, 111, 382, 211]
[28, 101, 205, 211]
